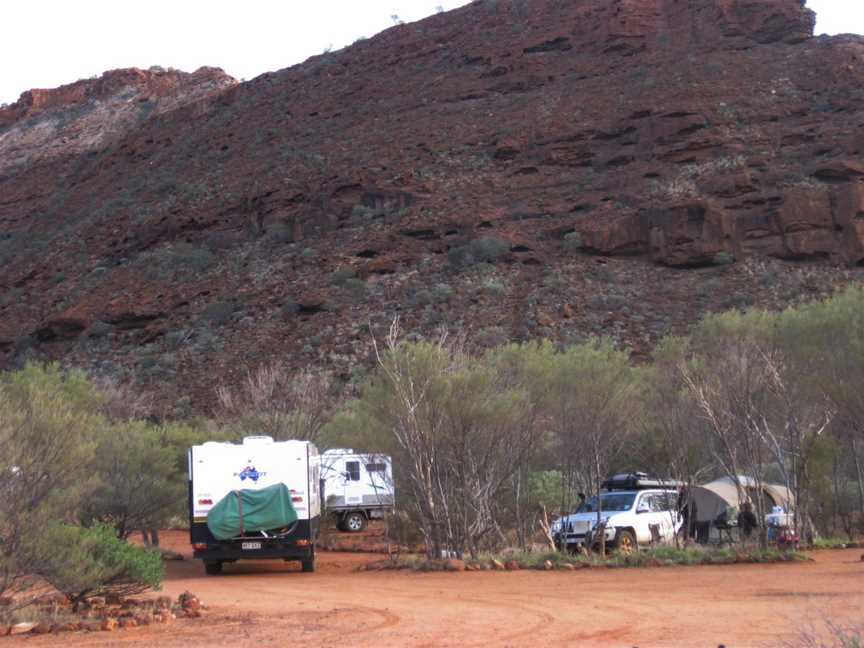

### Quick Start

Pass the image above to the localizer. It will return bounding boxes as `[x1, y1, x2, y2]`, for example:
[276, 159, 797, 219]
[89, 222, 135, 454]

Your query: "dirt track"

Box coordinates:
[15, 531, 864, 648]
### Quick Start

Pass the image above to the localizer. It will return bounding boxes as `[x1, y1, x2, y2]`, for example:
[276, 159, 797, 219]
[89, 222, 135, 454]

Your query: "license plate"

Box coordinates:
[241, 542, 262, 550]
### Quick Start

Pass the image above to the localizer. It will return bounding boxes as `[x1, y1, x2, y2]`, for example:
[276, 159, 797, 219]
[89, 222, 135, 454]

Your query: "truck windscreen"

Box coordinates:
[577, 492, 636, 513]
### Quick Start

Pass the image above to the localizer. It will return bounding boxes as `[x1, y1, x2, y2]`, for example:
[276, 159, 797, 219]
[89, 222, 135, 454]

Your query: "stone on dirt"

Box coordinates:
[101, 618, 118, 632]
[178, 591, 201, 611]
[10, 622, 37, 635]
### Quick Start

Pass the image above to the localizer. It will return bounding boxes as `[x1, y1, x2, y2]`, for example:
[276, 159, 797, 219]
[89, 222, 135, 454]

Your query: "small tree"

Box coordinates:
[81, 421, 200, 540]
[352, 320, 540, 558]
[216, 363, 338, 443]
[0, 363, 101, 603]
[682, 310, 781, 547]
[23, 523, 163, 608]
[636, 336, 713, 544]
[539, 339, 637, 555]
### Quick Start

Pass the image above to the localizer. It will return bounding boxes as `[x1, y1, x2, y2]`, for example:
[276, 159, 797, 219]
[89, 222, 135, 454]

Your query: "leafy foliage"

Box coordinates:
[24, 523, 163, 605]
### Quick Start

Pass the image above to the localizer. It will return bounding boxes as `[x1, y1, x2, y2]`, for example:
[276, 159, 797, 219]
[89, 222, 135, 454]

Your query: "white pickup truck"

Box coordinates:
[554, 475, 683, 553]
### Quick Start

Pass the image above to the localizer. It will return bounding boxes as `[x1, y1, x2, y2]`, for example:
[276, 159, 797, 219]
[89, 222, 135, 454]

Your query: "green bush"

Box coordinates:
[80, 421, 193, 538]
[199, 301, 236, 325]
[563, 231, 583, 252]
[448, 237, 510, 269]
[479, 279, 507, 297]
[331, 266, 357, 285]
[342, 277, 368, 298]
[0, 363, 103, 599]
[26, 523, 163, 606]
[470, 237, 509, 262]
[713, 251, 735, 266]
[447, 245, 473, 269]
[432, 283, 454, 303]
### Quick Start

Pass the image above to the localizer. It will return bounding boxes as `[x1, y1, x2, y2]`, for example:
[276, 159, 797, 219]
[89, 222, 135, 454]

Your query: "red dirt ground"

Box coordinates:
[12, 530, 864, 647]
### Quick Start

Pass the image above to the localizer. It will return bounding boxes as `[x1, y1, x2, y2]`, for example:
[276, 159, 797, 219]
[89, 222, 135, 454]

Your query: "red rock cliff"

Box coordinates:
[0, 0, 861, 411]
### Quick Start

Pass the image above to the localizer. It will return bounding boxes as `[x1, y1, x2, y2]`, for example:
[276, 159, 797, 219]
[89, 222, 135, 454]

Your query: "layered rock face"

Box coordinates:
[0, 67, 236, 173]
[0, 0, 862, 410]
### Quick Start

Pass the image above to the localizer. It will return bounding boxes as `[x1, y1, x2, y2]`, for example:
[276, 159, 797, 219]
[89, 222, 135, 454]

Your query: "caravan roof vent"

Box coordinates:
[243, 435, 275, 445]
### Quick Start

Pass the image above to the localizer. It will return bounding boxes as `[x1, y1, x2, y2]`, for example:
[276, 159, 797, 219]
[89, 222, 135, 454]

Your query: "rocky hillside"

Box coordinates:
[1, 0, 863, 415]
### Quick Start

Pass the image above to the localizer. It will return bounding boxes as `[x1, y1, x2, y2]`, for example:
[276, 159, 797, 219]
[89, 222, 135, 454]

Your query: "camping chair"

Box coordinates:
[713, 512, 737, 545]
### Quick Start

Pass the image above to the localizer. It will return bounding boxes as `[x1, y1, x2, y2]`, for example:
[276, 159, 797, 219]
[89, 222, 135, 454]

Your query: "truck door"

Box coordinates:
[652, 492, 679, 543]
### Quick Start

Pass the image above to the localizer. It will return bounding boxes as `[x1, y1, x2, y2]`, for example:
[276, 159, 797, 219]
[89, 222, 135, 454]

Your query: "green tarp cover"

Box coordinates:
[207, 483, 298, 540]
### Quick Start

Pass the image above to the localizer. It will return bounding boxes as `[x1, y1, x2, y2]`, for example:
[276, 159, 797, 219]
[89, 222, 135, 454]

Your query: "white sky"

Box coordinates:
[0, 0, 861, 106]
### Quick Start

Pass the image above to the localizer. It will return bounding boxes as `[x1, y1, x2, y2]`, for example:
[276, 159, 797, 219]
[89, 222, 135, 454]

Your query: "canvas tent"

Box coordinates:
[691, 476, 794, 526]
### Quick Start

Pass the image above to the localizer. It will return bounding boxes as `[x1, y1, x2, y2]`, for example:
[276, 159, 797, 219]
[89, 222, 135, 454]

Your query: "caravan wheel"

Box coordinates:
[344, 512, 367, 533]
[301, 549, 315, 573]
[204, 561, 223, 575]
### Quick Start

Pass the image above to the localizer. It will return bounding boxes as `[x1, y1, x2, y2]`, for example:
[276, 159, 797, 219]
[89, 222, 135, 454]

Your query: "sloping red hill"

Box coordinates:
[0, 0, 862, 413]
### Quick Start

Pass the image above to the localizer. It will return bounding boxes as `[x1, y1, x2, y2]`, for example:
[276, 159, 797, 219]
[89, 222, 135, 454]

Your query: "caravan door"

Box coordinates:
[341, 458, 365, 507]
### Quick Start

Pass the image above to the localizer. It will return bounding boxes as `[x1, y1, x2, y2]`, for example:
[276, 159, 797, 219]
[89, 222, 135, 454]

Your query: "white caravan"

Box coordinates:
[320, 449, 394, 532]
[188, 436, 321, 574]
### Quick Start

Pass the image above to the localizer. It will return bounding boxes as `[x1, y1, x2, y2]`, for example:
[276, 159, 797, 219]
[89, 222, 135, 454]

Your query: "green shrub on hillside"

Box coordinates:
[448, 237, 509, 269]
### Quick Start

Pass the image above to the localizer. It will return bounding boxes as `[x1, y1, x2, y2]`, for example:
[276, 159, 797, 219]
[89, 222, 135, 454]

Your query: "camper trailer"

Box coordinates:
[321, 449, 394, 532]
[188, 436, 321, 574]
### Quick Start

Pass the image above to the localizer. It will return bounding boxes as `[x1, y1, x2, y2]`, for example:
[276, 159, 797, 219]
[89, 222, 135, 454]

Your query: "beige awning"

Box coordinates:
[691, 476, 794, 523]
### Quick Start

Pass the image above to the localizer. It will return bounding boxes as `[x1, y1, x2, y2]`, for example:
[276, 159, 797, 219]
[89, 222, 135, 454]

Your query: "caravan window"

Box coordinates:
[366, 463, 386, 473]
[345, 461, 360, 481]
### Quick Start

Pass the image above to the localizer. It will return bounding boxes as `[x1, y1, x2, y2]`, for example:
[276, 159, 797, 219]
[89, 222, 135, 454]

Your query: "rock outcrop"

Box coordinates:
[0, 0, 862, 411]
[0, 66, 236, 172]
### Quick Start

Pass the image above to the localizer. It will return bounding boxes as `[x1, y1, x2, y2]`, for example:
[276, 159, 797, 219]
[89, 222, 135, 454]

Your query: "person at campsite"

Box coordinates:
[738, 501, 758, 539]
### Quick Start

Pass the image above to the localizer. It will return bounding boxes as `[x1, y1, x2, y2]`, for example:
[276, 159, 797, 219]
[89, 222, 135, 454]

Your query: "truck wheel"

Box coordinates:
[344, 511, 367, 533]
[614, 530, 637, 555]
[204, 561, 223, 575]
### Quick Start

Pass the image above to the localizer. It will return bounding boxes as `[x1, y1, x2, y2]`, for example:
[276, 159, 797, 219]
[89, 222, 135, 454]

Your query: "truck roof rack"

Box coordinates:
[602, 472, 683, 491]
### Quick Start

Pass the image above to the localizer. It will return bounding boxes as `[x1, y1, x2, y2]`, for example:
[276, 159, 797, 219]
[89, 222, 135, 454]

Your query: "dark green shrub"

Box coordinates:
[26, 523, 163, 606]
[447, 245, 473, 269]
[164, 329, 190, 349]
[342, 277, 368, 298]
[281, 299, 300, 318]
[268, 222, 294, 244]
[331, 266, 357, 285]
[88, 321, 114, 339]
[470, 237, 509, 262]
[432, 283, 454, 303]
[563, 231, 583, 252]
[199, 301, 236, 326]
[713, 251, 735, 266]
[448, 237, 509, 269]
[479, 279, 507, 297]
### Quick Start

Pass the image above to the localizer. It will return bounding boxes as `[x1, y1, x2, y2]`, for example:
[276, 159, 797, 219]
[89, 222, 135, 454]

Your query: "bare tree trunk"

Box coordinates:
[852, 437, 864, 517]
[539, 505, 557, 552]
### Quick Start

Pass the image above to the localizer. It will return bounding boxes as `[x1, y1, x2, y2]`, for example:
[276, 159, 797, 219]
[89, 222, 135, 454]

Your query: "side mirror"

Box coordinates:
[636, 503, 650, 514]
